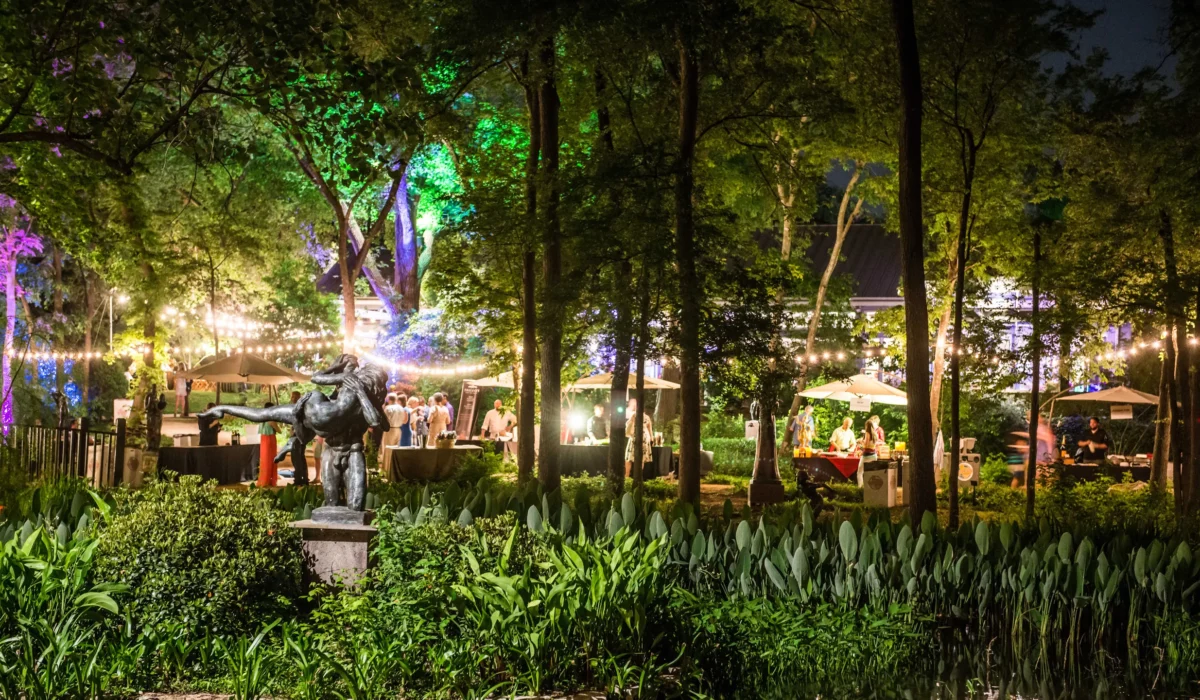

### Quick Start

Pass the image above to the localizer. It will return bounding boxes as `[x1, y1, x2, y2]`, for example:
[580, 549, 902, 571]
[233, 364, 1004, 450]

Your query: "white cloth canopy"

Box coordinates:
[181, 353, 308, 386]
[564, 372, 681, 392]
[465, 371, 516, 389]
[798, 373, 908, 406]
[1056, 386, 1158, 405]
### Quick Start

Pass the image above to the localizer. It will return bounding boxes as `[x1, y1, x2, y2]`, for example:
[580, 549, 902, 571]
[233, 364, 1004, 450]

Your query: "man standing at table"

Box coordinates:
[1077, 416, 1110, 463]
[481, 399, 515, 438]
[198, 402, 221, 446]
[829, 417, 856, 452]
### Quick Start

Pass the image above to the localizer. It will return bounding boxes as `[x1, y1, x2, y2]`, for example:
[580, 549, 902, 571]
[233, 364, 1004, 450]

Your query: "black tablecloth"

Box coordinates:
[558, 444, 672, 480]
[157, 445, 259, 485]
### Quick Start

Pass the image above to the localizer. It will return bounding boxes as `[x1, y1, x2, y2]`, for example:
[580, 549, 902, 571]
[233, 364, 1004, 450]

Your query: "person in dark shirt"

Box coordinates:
[1077, 416, 1110, 463]
[198, 402, 222, 446]
[587, 404, 608, 442]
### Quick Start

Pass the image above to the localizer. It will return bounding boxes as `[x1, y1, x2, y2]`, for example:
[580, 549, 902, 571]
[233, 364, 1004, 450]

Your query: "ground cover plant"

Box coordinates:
[1, 469, 1198, 698]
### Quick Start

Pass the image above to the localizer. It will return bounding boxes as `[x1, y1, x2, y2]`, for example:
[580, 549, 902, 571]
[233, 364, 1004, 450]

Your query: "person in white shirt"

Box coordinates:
[829, 417, 856, 452]
[480, 399, 515, 438]
[426, 393, 451, 444]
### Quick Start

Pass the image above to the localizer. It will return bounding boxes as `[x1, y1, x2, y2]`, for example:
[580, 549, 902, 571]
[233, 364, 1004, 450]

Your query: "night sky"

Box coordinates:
[1070, 0, 1173, 77]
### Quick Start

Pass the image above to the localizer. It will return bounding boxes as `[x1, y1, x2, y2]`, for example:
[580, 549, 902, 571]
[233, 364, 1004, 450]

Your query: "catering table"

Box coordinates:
[157, 445, 259, 485]
[793, 454, 859, 483]
[558, 444, 672, 480]
[387, 445, 483, 481]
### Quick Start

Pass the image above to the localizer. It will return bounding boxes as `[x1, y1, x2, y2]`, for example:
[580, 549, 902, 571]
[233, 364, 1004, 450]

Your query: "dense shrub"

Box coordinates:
[93, 476, 303, 637]
[675, 596, 923, 695]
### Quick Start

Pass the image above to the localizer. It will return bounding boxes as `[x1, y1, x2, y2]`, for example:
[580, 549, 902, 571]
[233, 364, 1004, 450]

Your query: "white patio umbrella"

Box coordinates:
[465, 371, 516, 389]
[182, 353, 308, 385]
[1055, 386, 1158, 405]
[798, 373, 908, 406]
[564, 372, 681, 392]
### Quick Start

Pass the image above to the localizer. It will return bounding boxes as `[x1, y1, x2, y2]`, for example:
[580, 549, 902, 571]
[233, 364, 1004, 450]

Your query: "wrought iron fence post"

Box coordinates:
[78, 418, 90, 481]
[115, 418, 127, 487]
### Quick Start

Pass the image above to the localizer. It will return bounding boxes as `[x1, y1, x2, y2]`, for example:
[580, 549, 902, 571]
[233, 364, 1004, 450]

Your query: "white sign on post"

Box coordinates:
[113, 399, 133, 420]
[1110, 404, 1133, 420]
[849, 396, 872, 412]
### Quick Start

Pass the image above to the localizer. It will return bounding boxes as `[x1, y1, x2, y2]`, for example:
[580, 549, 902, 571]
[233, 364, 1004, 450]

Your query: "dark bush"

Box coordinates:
[92, 475, 303, 637]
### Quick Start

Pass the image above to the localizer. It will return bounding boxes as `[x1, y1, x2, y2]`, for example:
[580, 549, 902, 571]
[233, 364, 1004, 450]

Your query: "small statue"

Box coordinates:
[200, 355, 388, 524]
[145, 384, 166, 449]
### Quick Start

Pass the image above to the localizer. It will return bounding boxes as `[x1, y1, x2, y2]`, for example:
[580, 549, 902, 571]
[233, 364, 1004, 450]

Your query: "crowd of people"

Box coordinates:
[382, 392, 455, 448]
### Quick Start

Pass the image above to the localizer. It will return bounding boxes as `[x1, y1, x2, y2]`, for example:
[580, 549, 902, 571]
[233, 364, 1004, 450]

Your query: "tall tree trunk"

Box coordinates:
[596, 66, 630, 495]
[930, 267, 955, 439]
[781, 169, 864, 448]
[653, 360, 681, 444]
[518, 58, 541, 485]
[1166, 327, 1182, 497]
[948, 151, 976, 530]
[1025, 228, 1042, 521]
[632, 265, 652, 489]
[1151, 347, 1171, 487]
[893, 0, 936, 524]
[337, 214, 357, 350]
[2, 256, 16, 427]
[51, 244, 65, 393]
[1191, 290, 1200, 509]
[675, 31, 702, 507]
[392, 164, 420, 315]
[537, 37, 563, 493]
[1160, 210, 1192, 514]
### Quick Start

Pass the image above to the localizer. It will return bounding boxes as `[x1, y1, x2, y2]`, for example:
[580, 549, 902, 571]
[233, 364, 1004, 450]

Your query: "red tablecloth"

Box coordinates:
[824, 455, 860, 478]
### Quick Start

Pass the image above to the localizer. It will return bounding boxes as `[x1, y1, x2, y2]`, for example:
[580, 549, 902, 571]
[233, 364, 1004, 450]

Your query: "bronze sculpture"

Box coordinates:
[200, 355, 388, 523]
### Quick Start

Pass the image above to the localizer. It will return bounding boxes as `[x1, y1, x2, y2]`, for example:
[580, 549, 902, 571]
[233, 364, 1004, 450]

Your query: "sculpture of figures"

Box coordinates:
[145, 384, 166, 449]
[200, 355, 388, 523]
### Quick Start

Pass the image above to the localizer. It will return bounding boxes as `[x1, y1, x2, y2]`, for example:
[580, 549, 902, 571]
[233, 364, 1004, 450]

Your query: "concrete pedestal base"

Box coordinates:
[748, 479, 785, 506]
[289, 519, 377, 586]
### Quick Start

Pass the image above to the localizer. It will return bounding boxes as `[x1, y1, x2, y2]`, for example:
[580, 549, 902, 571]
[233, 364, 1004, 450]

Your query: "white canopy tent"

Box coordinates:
[564, 372, 681, 392]
[464, 371, 516, 389]
[182, 353, 309, 386]
[798, 373, 908, 406]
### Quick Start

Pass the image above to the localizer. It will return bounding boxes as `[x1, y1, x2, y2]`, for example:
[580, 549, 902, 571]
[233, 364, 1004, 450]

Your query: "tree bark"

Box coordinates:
[781, 169, 864, 448]
[518, 57, 541, 485]
[948, 148, 976, 530]
[892, 0, 936, 525]
[597, 66, 630, 496]
[930, 264, 955, 439]
[2, 253, 16, 427]
[392, 164, 420, 314]
[674, 30, 702, 507]
[632, 264, 652, 489]
[1150, 344, 1171, 488]
[1025, 228, 1042, 521]
[51, 243, 65, 393]
[1165, 326, 1182, 498]
[1160, 210, 1192, 514]
[536, 36, 563, 493]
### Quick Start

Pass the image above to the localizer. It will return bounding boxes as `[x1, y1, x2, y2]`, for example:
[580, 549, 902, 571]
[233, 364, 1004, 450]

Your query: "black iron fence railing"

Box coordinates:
[0, 419, 127, 488]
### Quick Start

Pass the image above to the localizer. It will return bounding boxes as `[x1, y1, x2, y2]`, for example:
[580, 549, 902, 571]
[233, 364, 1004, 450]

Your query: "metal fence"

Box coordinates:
[0, 419, 126, 488]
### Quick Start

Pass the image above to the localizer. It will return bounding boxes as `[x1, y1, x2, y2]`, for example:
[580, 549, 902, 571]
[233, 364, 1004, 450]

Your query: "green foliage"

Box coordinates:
[92, 476, 303, 637]
[980, 454, 1013, 486]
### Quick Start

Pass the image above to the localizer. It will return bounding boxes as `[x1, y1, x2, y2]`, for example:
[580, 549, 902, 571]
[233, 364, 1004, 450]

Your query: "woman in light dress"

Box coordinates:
[624, 398, 654, 476]
[426, 393, 451, 445]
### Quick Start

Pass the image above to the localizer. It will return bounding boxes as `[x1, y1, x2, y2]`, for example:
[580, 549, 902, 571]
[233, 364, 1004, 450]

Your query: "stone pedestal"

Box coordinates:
[289, 518, 377, 586]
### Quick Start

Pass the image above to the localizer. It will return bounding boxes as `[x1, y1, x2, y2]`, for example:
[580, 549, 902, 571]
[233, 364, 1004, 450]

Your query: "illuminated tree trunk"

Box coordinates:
[1025, 229, 1042, 521]
[1151, 350, 1171, 487]
[52, 244, 65, 393]
[392, 165, 420, 315]
[518, 55, 540, 485]
[675, 30, 702, 507]
[537, 36, 563, 492]
[2, 253, 15, 427]
[893, 0, 937, 524]
[781, 169, 864, 448]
